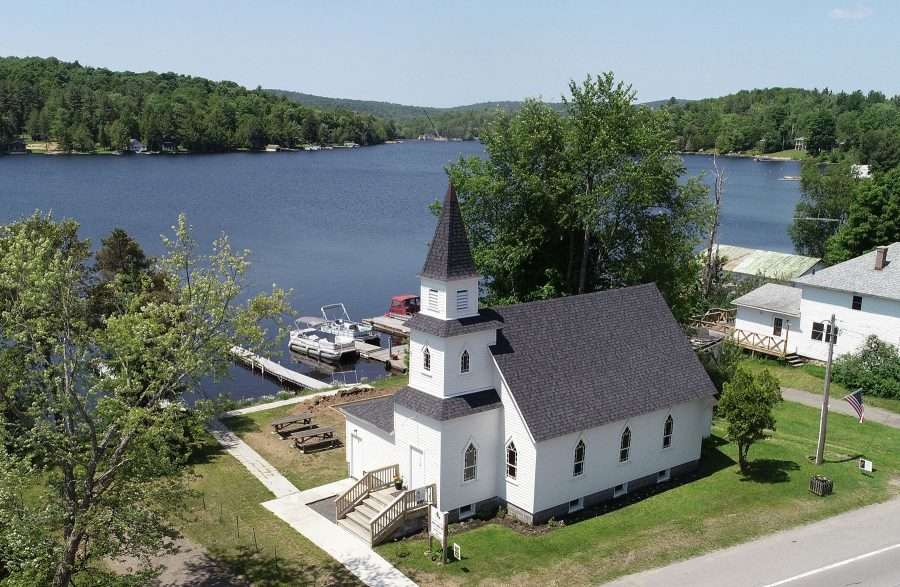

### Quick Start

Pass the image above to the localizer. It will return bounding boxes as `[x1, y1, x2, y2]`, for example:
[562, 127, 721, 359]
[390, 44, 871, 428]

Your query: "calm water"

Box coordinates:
[0, 144, 800, 400]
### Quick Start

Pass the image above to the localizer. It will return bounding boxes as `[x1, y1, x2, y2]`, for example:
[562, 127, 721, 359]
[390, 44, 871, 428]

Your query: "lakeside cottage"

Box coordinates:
[334, 183, 717, 544]
[731, 243, 900, 362]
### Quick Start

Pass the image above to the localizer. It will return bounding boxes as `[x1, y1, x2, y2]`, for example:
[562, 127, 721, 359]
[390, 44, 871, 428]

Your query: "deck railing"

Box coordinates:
[370, 483, 436, 546]
[727, 327, 788, 357]
[690, 308, 736, 332]
[335, 464, 398, 519]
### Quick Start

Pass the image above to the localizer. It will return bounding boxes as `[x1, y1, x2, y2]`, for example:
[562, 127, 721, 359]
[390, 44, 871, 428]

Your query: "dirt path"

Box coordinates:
[110, 536, 249, 586]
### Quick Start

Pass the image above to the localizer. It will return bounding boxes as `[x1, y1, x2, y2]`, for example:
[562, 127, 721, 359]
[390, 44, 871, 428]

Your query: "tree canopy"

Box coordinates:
[0, 56, 396, 152]
[717, 366, 782, 471]
[0, 213, 289, 585]
[448, 73, 712, 321]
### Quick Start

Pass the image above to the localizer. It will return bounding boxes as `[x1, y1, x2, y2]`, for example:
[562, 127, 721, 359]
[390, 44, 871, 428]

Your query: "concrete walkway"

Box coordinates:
[782, 387, 900, 428]
[210, 409, 416, 586]
[605, 498, 900, 586]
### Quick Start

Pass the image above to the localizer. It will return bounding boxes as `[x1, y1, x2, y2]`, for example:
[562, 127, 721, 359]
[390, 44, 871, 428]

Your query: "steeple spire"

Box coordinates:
[420, 182, 479, 280]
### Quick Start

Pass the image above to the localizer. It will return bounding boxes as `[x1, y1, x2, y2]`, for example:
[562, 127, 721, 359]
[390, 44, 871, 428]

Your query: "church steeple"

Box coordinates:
[420, 183, 479, 281]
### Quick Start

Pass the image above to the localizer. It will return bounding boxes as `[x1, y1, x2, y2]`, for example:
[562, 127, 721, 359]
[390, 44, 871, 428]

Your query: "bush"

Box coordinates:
[833, 336, 900, 399]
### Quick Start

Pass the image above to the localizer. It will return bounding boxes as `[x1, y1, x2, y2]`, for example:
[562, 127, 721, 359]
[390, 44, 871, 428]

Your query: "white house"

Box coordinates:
[729, 243, 900, 362]
[334, 184, 718, 544]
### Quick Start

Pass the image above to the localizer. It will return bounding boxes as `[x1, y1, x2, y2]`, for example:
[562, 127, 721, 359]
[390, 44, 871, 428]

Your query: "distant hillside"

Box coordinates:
[265, 89, 683, 139]
[265, 89, 564, 121]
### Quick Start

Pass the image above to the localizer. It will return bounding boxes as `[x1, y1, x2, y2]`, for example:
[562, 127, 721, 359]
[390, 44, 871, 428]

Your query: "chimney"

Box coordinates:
[875, 246, 888, 271]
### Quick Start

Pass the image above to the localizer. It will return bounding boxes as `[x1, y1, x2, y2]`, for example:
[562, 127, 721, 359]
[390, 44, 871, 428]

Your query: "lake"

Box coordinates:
[0, 143, 801, 400]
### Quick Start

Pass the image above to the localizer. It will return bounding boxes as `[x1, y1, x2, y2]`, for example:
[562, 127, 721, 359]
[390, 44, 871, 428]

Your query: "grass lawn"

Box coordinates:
[178, 436, 361, 586]
[742, 357, 900, 414]
[758, 149, 808, 160]
[222, 373, 409, 491]
[377, 402, 900, 586]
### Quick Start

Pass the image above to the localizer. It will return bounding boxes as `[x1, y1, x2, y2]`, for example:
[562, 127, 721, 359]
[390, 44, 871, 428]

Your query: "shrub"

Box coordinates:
[833, 336, 900, 399]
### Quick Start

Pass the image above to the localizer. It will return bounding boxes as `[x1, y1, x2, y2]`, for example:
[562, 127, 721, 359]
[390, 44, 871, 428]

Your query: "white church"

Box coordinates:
[335, 184, 717, 544]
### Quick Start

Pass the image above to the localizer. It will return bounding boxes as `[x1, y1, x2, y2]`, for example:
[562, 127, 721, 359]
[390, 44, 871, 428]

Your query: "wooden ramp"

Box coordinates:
[230, 346, 331, 390]
[362, 315, 410, 337]
[354, 341, 408, 373]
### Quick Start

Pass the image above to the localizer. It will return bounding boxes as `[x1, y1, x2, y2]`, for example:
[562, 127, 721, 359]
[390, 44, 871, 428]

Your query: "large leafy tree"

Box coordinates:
[717, 366, 782, 471]
[0, 213, 289, 586]
[449, 73, 711, 320]
[789, 159, 856, 258]
[825, 168, 900, 263]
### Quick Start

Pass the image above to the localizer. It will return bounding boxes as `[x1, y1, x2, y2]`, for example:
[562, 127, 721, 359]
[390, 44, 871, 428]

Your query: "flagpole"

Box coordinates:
[815, 313, 837, 466]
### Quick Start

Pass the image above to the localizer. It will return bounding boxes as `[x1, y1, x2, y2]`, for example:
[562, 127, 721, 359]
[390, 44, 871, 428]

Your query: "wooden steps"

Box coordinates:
[785, 353, 807, 368]
[337, 488, 401, 543]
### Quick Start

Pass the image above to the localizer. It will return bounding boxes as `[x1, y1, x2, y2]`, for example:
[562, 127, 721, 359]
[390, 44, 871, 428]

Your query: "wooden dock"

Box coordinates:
[362, 315, 410, 337]
[230, 346, 331, 391]
[354, 341, 408, 373]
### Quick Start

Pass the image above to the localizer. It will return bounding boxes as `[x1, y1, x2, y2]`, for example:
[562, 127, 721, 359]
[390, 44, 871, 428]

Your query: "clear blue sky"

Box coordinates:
[3, 1, 898, 107]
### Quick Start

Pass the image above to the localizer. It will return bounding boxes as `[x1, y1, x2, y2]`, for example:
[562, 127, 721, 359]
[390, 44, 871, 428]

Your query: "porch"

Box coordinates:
[335, 464, 436, 545]
[691, 308, 792, 359]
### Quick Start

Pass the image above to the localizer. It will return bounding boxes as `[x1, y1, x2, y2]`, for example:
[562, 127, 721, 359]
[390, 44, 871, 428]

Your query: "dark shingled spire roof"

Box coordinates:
[420, 183, 479, 280]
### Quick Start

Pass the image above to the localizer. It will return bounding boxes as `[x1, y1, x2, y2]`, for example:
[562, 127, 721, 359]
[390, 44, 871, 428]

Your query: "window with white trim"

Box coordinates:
[505, 441, 517, 479]
[427, 288, 439, 312]
[613, 482, 628, 498]
[852, 295, 863, 311]
[811, 321, 838, 343]
[458, 503, 475, 519]
[422, 347, 431, 372]
[657, 469, 671, 483]
[619, 427, 631, 463]
[662, 415, 674, 449]
[460, 349, 470, 374]
[463, 443, 477, 482]
[568, 497, 583, 513]
[573, 440, 585, 477]
[456, 289, 469, 312]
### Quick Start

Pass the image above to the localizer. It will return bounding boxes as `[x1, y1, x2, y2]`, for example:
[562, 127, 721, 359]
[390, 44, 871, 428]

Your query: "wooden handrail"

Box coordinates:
[726, 326, 787, 357]
[370, 483, 436, 545]
[335, 464, 398, 519]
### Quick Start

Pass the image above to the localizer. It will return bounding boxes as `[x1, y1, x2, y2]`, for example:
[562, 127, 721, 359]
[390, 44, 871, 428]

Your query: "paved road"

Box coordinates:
[782, 387, 900, 429]
[605, 498, 900, 586]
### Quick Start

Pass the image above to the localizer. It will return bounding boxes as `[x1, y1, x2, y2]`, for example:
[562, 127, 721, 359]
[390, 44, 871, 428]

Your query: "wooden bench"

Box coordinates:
[291, 426, 337, 453]
[270, 412, 313, 433]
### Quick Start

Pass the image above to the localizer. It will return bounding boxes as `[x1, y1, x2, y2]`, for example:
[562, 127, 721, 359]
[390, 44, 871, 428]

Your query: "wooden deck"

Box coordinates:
[690, 308, 788, 358]
[354, 341, 408, 373]
[230, 346, 331, 390]
[362, 315, 410, 337]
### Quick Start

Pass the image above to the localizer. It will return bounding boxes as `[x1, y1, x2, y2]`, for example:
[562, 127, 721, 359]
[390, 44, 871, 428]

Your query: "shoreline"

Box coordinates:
[678, 150, 803, 162]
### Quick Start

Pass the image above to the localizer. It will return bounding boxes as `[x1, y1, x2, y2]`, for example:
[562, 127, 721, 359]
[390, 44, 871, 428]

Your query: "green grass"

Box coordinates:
[377, 402, 900, 586]
[178, 436, 361, 586]
[742, 357, 900, 414]
[756, 149, 808, 160]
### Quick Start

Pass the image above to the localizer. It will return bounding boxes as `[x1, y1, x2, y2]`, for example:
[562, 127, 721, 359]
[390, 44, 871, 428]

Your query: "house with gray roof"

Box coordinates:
[334, 183, 717, 543]
[728, 243, 900, 362]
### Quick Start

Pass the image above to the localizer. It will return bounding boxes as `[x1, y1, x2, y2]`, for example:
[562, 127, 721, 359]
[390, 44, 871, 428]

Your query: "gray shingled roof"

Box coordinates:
[490, 283, 717, 442]
[794, 242, 900, 301]
[337, 396, 395, 435]
[732, 283, 801, 316]
[420, 184, 479, 281]
[394, 387, 501, 421]
[407, 310, 503, 338]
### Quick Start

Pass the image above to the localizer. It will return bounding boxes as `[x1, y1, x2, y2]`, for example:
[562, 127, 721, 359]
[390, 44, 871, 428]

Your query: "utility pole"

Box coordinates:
[815, 313, 837, 465]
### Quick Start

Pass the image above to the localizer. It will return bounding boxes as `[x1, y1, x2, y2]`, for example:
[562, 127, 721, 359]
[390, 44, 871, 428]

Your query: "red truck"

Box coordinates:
[385, 294, 420, 321]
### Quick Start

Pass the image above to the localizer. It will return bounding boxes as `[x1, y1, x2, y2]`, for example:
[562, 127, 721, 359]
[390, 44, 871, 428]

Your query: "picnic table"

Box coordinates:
[290, 426, 337, 453]
[270, 411, 313, 432]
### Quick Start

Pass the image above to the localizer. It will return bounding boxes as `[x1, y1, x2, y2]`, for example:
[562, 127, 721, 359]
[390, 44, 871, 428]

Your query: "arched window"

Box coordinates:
[506, 441, 518, 479]
[573, 439, 585, 477]
[619, 427, 631, 463]
[663, 415, 674, 449]
[463, 443, 477, 482]
[423, 347, 431, 372]
[460, 350, 470, 374]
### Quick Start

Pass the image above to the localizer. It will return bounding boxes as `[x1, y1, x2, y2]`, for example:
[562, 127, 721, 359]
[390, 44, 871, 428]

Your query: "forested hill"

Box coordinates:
[664, 87, 900, 168]
[267, 89, 684, 140]
[0, 56, 397, 153]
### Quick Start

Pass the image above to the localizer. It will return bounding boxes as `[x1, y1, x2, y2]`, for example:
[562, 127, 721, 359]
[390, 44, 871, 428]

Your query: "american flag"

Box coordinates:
[843, 389, 865, 423]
